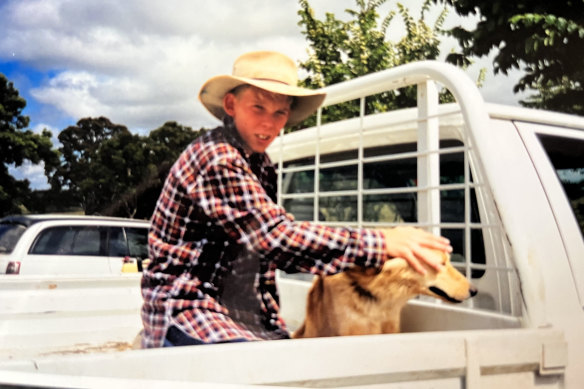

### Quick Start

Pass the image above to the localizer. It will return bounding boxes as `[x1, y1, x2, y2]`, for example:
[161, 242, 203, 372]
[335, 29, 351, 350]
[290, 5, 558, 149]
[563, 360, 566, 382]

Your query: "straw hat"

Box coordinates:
[198, 51, 326, 126]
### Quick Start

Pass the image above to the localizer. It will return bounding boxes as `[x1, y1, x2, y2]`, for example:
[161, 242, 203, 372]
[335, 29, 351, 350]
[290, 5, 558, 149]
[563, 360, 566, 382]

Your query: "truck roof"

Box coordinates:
[267, 102, 584, 163]
[486, 103, 584, 130]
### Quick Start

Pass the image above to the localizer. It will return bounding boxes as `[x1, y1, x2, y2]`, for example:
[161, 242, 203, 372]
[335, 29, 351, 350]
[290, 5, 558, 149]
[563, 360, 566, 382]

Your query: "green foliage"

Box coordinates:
[103, 121, 204, 219]
[296, 0, 451, 129]
[0, 74, 59, 216]
[436, 0, 584, 115]
[50, 117, 132, 215]
[49, 118, 203, 218]
[147, 121, 202, 168]
[0, 76, 204, 218]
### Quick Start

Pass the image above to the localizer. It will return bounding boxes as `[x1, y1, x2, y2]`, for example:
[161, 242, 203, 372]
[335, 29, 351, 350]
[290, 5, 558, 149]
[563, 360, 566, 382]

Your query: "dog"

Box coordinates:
[292, 249, 477, 338]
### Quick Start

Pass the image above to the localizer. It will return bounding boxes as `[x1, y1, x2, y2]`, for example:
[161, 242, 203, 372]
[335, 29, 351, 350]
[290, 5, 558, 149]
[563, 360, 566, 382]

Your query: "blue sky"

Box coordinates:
[1, 0, 526, 190]
[1, 61, 68, 133]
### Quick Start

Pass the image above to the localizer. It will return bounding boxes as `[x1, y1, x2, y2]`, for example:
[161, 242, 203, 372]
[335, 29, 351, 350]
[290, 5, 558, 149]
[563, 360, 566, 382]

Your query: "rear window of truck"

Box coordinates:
[281, 140, 486, 279]
[538, 134, 584, 239]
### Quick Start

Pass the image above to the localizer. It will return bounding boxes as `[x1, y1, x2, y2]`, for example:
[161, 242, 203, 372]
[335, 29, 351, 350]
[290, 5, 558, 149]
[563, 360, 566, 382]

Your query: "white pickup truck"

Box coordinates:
[0, 61, 583, 388]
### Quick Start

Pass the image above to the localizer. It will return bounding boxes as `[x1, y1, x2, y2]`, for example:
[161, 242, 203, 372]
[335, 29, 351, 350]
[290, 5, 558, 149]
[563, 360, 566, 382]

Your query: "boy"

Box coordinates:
[141, 51, 451, 347]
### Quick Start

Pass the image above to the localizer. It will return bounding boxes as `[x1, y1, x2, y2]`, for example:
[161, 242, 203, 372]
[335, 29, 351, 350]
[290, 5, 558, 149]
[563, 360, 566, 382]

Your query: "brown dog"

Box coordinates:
[293, 250, 477, 338]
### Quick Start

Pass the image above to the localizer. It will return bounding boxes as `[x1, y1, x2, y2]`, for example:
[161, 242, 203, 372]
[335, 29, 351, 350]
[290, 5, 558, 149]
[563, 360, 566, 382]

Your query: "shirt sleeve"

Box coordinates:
[192, 151, 387, 275]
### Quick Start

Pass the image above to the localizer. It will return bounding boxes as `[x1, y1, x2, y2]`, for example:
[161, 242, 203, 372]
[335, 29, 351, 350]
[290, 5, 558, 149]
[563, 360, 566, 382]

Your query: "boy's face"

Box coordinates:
[223, 86, 291, 153]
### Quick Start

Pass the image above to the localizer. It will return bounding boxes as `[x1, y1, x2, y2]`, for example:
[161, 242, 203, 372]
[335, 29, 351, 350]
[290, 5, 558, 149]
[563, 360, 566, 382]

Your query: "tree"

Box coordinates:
[50, 117, 131, 215]
[135, 121, 205, 219]
[147, 121, 203, 168]
[435, 0, 584, 115]
[0, 74, 58, 216]
[50, 118, 204, 218]
[91, 131, 150, 218]
[103, 121, 204, 219]
[296, 0, 450, 128]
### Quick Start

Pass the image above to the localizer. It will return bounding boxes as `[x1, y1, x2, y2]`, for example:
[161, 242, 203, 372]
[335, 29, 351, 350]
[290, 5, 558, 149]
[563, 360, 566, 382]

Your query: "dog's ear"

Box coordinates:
[443, 251, 451, 265]
[363, 267, 381, 276]
[346, 266, 380, 277]
[345, 266, 381, 285]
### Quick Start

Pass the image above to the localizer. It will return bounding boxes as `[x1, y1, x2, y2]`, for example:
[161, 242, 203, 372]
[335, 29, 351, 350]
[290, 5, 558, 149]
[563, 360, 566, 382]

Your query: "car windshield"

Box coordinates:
[0, 223, 27, 254]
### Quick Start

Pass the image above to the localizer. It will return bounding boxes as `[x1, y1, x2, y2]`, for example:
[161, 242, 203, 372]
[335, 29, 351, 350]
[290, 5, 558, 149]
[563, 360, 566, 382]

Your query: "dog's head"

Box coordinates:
[389, 249, 478, 303]
[418, 250, 477, 303]
[347, 249, 477, 305]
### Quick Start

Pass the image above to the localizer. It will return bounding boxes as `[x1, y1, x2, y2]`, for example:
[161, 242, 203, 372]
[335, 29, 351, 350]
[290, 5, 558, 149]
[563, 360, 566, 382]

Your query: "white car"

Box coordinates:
[0, 214, 150, 275]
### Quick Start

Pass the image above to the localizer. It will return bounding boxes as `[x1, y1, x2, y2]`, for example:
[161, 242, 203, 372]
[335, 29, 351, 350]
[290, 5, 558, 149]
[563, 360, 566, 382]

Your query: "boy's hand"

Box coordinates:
[381, 226, 452, 274]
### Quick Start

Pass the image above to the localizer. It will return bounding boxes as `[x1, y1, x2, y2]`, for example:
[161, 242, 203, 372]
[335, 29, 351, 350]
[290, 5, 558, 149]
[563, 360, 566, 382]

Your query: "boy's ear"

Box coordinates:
[223, 93, 236, 116]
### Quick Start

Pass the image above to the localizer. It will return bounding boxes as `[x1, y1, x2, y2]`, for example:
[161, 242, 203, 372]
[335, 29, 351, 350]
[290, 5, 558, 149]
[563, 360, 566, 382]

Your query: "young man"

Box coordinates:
[140, 51, 452, 347]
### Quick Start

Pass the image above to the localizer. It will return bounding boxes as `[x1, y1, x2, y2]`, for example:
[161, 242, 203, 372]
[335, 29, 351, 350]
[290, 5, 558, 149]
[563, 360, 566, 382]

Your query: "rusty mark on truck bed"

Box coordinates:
[40, 341, 133, 356]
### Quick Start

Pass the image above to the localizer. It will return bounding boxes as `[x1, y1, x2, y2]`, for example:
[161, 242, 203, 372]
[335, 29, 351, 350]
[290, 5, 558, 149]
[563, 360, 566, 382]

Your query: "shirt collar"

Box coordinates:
[221, 116, 253, 160]
[221, 116, 271, 167]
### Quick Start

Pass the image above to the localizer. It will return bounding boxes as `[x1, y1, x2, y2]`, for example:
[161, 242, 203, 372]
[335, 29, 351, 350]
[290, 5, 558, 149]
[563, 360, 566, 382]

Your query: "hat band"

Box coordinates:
[251, 77, 292, 86]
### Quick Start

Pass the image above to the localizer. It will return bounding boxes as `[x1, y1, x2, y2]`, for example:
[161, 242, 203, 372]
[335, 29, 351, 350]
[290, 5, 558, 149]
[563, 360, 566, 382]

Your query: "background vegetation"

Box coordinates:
[1, 0, 581, 218]
[434, 0, 584, 114]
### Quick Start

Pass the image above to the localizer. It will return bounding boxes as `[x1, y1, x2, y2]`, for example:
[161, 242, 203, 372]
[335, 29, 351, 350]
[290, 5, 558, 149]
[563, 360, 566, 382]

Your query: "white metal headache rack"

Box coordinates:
[272, 61, 522, 318]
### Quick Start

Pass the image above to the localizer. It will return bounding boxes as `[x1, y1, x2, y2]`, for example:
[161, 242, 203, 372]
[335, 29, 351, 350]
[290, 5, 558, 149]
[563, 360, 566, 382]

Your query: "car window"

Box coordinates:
[125, 227, 148, 259]
[108, 227, 128, 257]
[71, 227, 104, 255]
[30, 227, 74, 255]
[30, 226, 107, 256]
[0, 223, 27, 254]
[538, 134, 584, 239]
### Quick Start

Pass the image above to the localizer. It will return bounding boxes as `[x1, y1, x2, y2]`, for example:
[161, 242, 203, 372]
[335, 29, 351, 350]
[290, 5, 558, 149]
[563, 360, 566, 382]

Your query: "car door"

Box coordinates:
[517, 122, 584, 308]
[25, 225, 112, 275]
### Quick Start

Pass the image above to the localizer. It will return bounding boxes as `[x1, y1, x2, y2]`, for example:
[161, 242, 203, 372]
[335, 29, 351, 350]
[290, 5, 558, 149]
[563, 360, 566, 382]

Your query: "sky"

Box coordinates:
[1, 0, 527, 189]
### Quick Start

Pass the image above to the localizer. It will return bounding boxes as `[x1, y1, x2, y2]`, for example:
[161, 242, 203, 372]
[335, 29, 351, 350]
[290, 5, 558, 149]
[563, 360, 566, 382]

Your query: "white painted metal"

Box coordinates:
[0, 328, 567, 388]
[515, 123, 584, 308]
[275, 78, 519, 318]
[357, 96, 365, 227]
[0, 275, 143, 359]
[1, 61, 583, 387]
[0, 274, 518, 360]
[417, 80, 441, 236]
[267, 61, 583, 386]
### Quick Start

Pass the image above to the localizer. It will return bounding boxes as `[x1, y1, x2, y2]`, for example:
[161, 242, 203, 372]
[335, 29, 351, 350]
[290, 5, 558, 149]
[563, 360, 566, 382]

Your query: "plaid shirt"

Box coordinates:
[140, 118, 387, 348]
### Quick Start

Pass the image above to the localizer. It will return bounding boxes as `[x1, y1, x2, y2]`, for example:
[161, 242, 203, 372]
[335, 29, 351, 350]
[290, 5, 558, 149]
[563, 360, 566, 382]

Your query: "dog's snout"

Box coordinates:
[469, 285, 478, 297]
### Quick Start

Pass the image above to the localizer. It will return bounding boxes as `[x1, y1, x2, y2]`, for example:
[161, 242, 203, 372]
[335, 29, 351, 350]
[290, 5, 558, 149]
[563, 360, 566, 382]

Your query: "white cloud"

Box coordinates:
[7, 123, 60, 190]
[1, 0, 317, 131]
[31, 71, 103, 119]
[31, 123, 61, 148]
[8, 161, 49, 190]
[1, 0, 524, 136]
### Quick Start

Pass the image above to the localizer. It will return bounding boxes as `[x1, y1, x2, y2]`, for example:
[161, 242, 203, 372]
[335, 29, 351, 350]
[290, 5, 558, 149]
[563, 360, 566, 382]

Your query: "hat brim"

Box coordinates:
[198, 75, 326, 126]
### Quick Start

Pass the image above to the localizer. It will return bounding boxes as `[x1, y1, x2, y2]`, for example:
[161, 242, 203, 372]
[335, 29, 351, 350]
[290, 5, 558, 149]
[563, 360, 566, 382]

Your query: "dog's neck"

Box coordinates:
[347, 260, 421, 307]
[350, 281, 378, 302]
